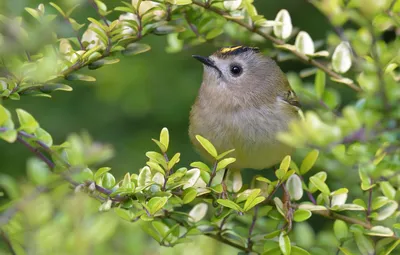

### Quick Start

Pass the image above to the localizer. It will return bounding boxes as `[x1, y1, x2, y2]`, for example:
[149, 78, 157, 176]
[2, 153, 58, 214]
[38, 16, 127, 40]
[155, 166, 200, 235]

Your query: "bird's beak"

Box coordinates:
[192, 55, 222, 76]
[192, 55, 216, 69]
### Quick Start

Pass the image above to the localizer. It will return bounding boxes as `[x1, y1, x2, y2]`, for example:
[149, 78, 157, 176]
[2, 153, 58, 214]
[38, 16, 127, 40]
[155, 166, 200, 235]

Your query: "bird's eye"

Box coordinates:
[230, 64, 243, 76]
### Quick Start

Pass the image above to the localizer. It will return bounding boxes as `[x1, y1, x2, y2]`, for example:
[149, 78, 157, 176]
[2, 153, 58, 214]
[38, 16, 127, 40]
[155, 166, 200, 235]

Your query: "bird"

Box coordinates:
[189, 46, 300, 188]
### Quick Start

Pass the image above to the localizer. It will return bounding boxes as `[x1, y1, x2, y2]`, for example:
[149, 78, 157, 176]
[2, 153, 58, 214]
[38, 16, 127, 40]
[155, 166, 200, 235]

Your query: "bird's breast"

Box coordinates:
[189, 100, 296, 169]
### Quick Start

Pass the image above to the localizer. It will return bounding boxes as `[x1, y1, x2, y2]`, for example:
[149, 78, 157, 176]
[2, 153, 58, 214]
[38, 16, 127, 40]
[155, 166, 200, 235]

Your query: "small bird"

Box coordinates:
[189, 46, 300, 179]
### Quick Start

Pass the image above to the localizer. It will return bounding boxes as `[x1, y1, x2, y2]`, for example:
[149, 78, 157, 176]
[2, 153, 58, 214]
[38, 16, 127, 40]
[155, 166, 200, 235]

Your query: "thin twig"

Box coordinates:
[0, 230, 16, 255]
[206, 233, 256, 254]
[366, 179, 373, 223]
[192, 0, 362, 92]
[247, 206, 259, 250]
[16, 136, 55, 169]
[207, 161, 218, 187]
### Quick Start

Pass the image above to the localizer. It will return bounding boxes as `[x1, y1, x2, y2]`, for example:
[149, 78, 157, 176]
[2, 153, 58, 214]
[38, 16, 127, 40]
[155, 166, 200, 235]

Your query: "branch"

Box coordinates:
[192, 1, 362, 92]
[0, 230, 16, 255]
[206, 233, 256, 254]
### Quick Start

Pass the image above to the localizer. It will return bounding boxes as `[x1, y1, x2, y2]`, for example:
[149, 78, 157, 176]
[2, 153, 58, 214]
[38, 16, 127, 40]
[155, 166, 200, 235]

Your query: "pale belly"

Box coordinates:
[189, 105, 296, 170]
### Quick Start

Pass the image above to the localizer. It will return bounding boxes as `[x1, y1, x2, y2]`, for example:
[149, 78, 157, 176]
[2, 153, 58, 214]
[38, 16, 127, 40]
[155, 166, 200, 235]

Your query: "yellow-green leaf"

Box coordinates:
[195, 135, 218, 158]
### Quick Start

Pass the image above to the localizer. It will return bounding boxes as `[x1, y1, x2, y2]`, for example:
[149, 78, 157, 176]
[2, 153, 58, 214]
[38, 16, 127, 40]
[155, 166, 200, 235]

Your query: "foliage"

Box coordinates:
[0, 0, 400, 254]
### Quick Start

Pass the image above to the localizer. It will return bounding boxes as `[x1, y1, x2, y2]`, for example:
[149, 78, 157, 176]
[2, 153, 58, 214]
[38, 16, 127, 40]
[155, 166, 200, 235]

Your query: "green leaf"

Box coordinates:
[182, 168, 200, 189]
[151, 139, 167, 153]
[146, 161, 165, 175]
[122, 43, 151, 56]
[168, 153, 180, 170]
[279, 155, 291, 172]
[146, 151, 168, 169]
[40, 83, 73, 93]
[66, 73, 96, 82]
[292, 246, 311, 255]
[287, 174, 303, 201]
[309, 176, 330, 195]
[114, 207, 133, 221]
[217, 149, 235, 160]
[0, 129, 17, 143]
[188, 203, 208, 222]
[190, 161, 211, 173]
[138, 166, 152, 188]
[293, 209, 311, 222]
[152, 221, 169, 240]
[16, 108, 39, 133]
[205, 27, 223, 40]
[217, 199, 242, 212]
[159, 127, 169, 152]
[182, 187, 197, 204]
[380, 181, 396, 200]
[382, 240, 400, 255]
[0, 174, 19, 199]
[153, 25, 185, 35]
[315, 70, 326, 99]
[279, 231, 291, 255]
[338, 247, 356, 255]
[365, 226, 394, 237]
[216, 158, 236, 171]
[49, 2, 66, 17]
[195, 135, 218, 158]
[147, 197, 168, 215]
[102, 172, 116, 189]
[300, 150, 319, 175]
[333, 220, 348, 241]
[94, 167, 112, 181]
[354, 232, 375, 255]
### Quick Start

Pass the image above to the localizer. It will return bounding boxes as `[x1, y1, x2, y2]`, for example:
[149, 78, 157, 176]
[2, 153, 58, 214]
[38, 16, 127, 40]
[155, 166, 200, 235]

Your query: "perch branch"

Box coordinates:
[192, 0, 361, 92]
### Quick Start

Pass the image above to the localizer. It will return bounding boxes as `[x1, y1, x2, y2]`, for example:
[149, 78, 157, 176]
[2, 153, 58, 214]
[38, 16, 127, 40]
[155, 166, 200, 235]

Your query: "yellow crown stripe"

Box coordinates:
[219, 46, 243, 54]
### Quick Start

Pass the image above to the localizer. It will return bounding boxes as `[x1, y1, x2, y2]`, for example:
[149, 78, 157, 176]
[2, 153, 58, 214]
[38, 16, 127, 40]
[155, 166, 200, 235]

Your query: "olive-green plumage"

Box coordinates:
[189, 46, 300, 171]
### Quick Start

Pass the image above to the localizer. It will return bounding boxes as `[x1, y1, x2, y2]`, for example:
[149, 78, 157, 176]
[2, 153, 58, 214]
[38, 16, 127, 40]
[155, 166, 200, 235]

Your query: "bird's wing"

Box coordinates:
[279, 89, 301, 109]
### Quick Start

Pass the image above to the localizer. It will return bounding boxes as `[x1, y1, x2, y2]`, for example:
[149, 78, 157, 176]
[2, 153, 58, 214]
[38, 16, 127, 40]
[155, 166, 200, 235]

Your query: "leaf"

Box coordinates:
[380, 181, 395, 200]
[298, 203, 327, 211]
[292, 246, 311, 255]
[295, 31, 314, 55]
[190, 162, 211, 173]
[354, 232, 375, 255]
[286, 174, 303, 201]
[365, 226, 394, 237]
[243, 196, 265, 212]
[153, 25, 185, 35]
[333, 220, 348, 241]
[146, 151, 168, 169]
[217, 149, 235, 160]
[279, 231, 291, 255]
[0, 129, 17, 143]
[332, 42, 352, 73]
[0, 104, 9, 126]
[66, 73, 96, 82]
[168, 153, 180, 170]
[300, 150, 319, 175]
[279, 155, 291, 172]
[315, 70, 326, 99]
[182, 168, 201, 189]
[382, 240, 400, 255]
[137, 166, 152, 188]
[309, 176, 330, 195]
[195, 135, 218, 158]
[205, 27, 223, 40]
[102, 173, 116, 189]
[217, 199, 242, 212]
[94, 167, 112, 181]
[146, 161, 165, 175]
[49, 2, 66, 17]
[27, 158, 50, 185]
[273, 9, 292, 40]
[216, 158, 236, 171]
[182, 188, 197, 204]
[293, 209, 312, 222]
[16, 108, 39, 133]
[40, 83, 73, 93]
[114, 207, 133, 221]
[159, 128, 169, 152]
[147, 197, 168, 215]
[122, 43, 151, 56]
[188, 203, 208, 222]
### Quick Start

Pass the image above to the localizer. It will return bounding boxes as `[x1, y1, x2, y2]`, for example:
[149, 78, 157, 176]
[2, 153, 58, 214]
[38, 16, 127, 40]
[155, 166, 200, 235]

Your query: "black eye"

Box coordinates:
[230, 65, 243, 76]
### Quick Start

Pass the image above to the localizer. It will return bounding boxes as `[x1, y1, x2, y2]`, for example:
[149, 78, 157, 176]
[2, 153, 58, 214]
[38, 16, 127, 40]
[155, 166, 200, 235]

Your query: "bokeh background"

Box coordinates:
[0, 0, 334, 254]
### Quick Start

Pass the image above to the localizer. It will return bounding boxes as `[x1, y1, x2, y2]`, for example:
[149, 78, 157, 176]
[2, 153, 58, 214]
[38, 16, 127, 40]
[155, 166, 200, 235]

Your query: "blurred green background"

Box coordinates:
[0, 0, 332, 253]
